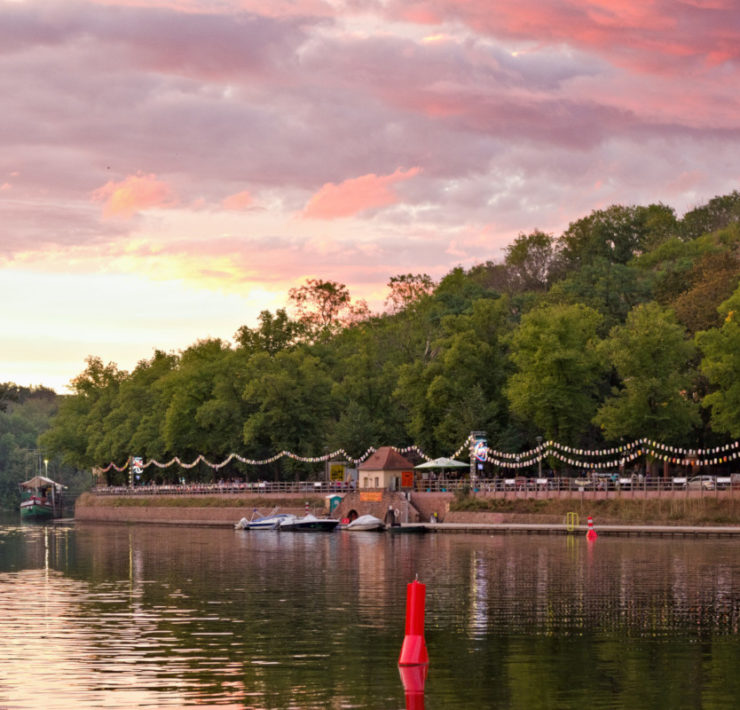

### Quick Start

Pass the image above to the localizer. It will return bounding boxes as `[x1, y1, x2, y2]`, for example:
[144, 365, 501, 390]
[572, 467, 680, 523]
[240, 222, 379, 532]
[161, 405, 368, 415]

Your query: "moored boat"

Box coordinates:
[345, 514, 386, 532]
[280, 513, 339, 532]
[235, 509, 295, 530]
[19, 476, 65, 521]
[250, 513, 295, 530]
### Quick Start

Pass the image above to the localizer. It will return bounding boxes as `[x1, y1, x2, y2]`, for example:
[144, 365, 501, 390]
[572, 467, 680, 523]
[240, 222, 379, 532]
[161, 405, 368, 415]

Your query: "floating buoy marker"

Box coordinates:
[399, 576, 429, 666]
[399, 664, 427, 710]
[586, 515, 598, 541]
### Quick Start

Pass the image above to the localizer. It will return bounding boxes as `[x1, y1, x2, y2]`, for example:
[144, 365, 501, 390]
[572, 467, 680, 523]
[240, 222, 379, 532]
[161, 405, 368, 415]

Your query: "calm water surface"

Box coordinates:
[0, 513, 738, 709]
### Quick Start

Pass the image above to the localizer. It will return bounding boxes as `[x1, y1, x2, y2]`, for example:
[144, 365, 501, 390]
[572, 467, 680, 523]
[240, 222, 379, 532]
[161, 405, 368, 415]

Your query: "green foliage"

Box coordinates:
[384, 273, 436, 313]
[503, 230, 558, 292]
[680, 190, 740, 240]
[505, 303, 607, 444]
[594, 303, 700, 443]
[235, 309, 301, 355]
[37, 190, 740, 479]
[559, 204, 674, 271]
[241, 348, 336, 478]
[161, 339, 241, 461]
[696, 285, 740, 437]
[0, 386, 88, 509]
[671, 249, 740, 333]
[396, 298, 513, 453]
[549, 258, 652, 327]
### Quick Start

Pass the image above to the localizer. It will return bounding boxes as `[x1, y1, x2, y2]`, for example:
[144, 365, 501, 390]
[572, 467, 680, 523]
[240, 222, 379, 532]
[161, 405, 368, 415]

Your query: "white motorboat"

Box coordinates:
[345, 514, 386, 532]
[279, 513, 339, 532]
[249, 513, 295, 530]
[235, 509, 294, 530]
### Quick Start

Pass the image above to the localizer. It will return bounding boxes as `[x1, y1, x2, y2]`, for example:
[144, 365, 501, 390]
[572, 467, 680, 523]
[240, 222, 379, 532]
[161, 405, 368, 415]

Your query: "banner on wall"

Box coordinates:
[329, 463, 345, 482]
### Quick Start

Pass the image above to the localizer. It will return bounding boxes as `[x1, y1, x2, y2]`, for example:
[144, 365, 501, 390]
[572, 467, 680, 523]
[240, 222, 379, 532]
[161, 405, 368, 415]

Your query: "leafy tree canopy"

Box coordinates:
[594, 303, 700, 443]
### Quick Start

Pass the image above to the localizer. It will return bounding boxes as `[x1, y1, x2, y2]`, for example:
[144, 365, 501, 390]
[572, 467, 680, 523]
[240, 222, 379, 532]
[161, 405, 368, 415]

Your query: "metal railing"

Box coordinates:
[93, 475, 737, 497]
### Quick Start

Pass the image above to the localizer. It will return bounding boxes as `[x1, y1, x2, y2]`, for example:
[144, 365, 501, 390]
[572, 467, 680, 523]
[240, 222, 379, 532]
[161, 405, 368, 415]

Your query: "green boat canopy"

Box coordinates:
[414, 457, 469, 470]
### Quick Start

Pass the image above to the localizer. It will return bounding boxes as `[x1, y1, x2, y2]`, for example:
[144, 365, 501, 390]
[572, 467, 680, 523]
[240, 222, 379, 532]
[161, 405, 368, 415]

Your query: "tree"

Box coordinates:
[160, 339, 241, 466]
[505, 304, 607, 444]
[327, 321, 409, 450]
[671, 250, 740, 333]
[40, 356, 125, 469]
[385, 273, 436, 313]
[288, 278, 368, 340]
[549, 258, 651, 327]
[503, 230, 558, 292]
[681, 190, 740, 240]
[0, 383, 22, 413]
[594, 303, 700, 443]
[696, 285, 740, 437]
[235, 309, 301, 355]
[241, 348, 336, 478]
[112, 350, 178, 467]
[397, 298, 513, 454]
[559, 204, 673, 271]
[0, 382, 62, 510]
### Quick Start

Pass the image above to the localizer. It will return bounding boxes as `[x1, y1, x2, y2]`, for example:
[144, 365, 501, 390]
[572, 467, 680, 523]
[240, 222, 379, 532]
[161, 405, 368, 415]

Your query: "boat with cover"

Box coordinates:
[345, 514, 386, 531]
[279, 513, 339, 532]
[235, 509, 294, 530]
[19, 475, 65, 521]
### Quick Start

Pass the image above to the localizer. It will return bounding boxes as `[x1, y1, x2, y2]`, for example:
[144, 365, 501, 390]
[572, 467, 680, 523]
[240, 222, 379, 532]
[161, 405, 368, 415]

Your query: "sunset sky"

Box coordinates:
[2, 0, 739, 392]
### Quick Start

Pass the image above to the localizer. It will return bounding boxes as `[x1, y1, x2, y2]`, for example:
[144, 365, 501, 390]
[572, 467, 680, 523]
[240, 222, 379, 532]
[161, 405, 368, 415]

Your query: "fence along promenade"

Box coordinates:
[93, 475, 738, 498]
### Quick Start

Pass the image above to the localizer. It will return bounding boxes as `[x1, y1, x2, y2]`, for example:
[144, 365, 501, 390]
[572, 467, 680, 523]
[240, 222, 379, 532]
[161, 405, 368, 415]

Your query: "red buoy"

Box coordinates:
[399, 664, 427, 710]
[586, 515, 598, 541]
[399, 579, 429, 666]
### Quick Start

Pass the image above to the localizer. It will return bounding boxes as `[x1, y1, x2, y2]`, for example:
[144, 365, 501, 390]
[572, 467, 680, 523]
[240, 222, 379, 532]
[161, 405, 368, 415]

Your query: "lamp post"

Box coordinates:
[536, 436, 543, 478]
[470, 431, 487, 493]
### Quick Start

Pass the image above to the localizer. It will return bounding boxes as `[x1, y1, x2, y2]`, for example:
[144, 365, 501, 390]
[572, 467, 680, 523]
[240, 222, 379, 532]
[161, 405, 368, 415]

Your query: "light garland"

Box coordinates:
[98, 436, 740, 473]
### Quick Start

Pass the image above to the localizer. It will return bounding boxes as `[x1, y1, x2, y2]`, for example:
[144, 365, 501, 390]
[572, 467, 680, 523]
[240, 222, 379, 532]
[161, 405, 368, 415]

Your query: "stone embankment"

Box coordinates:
[75, 489, 739, 530]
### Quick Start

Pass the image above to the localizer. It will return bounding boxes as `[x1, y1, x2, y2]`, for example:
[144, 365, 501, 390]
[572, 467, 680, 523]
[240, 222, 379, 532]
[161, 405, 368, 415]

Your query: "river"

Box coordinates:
[0, 513, 738, 709]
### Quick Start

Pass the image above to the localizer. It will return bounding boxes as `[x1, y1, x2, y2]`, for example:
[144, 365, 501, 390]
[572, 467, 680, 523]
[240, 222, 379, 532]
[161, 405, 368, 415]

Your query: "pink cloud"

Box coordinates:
[92, 173, 175, 218]
[222, 190, 253, 210]
[303, 167, 421, 220]
[387, 0, 740, 75]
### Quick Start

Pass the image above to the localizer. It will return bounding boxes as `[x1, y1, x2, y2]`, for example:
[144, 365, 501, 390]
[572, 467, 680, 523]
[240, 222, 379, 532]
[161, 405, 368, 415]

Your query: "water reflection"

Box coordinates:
[0, 518, 738, 709]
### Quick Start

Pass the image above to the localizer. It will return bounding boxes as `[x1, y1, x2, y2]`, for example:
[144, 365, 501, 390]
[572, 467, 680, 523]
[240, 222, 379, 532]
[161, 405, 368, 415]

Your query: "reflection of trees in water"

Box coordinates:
[5, 525, 739, 708]
[429, 538, 740, 637]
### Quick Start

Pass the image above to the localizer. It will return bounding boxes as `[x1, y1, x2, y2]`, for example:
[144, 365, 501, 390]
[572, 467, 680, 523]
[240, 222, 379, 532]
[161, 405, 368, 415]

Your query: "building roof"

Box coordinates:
[359, 446, 415, 471]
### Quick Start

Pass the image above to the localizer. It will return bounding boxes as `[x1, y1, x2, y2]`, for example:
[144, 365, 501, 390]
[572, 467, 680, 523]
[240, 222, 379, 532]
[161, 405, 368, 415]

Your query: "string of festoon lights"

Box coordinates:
[98, 436, 740, 474]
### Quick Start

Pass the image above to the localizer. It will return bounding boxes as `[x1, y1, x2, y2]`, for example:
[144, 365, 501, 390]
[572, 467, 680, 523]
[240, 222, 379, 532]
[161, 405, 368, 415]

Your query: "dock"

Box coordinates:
[425, 522, 740, 537]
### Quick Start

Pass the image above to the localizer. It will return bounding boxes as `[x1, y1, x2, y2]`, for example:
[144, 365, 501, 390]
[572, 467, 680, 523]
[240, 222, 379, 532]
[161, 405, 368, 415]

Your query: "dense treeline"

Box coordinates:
[0, 384, 90, 509]
[38, 192, 740, 484]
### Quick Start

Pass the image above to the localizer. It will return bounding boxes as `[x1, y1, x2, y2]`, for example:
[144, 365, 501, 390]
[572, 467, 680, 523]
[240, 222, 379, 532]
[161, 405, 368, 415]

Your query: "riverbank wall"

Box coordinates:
[75, 490, 739, 528]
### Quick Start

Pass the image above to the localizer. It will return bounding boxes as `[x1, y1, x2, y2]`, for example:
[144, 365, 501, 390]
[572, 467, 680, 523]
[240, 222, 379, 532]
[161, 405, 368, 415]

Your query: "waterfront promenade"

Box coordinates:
[75, 484, 740, 537]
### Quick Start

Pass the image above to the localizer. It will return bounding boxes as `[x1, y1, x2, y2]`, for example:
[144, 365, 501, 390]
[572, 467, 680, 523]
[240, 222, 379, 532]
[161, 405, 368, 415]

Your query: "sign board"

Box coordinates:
[329, 463, 345, 482]
[401, 470, 414, 488]
[130, 456, 143, 486]
[473, 440, 488, 462]
[360, 492, 383, 502]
